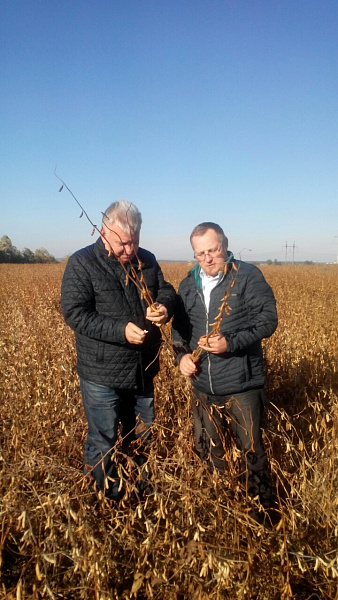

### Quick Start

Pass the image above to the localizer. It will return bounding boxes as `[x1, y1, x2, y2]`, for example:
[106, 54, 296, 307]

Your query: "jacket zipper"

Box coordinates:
[196, 288, 214, 395]
[195, 272, 228, 396]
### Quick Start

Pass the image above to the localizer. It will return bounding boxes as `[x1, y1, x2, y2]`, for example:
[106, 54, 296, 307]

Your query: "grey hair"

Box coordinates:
[190, 222, 228, 249]
[102, 200, 142, 234]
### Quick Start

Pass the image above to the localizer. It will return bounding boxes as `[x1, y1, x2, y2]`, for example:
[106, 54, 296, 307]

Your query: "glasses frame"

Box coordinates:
[194, 244, 223, 262]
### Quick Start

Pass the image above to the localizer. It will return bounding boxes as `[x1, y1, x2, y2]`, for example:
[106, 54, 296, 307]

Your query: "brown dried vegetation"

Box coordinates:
[0, 263, 337, 600]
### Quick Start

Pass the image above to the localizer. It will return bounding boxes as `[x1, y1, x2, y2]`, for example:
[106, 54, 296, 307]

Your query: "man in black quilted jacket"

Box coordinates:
[61, 201, 176, 501]
[172, 222, 278, 515]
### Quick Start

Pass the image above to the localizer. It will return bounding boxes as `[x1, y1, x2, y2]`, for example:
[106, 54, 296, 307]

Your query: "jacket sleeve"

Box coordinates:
[224, 267, 278, 353]
[61, 253, 128, 344]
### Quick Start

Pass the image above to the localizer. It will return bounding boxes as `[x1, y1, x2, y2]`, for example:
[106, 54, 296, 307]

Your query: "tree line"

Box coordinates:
[0, 236, 56, 263]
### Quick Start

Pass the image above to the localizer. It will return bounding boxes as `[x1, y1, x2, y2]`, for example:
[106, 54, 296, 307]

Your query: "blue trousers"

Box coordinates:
[192, 387, 272, 507]
[80, 378, 155, 500]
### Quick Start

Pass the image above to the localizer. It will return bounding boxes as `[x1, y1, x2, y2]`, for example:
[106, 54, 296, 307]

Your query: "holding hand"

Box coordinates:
[146, 302, 168, 327]
[179, 354, 198, 377]
[125, 322, 147, 345]
[198, 334, 227, 354]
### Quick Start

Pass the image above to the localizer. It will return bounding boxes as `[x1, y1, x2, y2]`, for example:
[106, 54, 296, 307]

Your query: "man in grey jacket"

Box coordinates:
[172, 222, 278, 515]
[61, 201, 176, 501]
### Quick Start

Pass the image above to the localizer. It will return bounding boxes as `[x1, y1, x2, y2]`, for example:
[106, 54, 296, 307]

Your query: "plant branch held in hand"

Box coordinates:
[55, 170, 171, 350]
[192, 261, 238, 363]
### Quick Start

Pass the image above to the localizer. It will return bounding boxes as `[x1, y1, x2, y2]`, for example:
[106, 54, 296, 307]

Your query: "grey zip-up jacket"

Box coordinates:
[61, 238, 176, 391]
[171, 254, 277, 396]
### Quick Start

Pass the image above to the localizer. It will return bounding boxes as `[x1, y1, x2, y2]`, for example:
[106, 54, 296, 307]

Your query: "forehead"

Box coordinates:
[105, 222, 138, 242]
[191, 229, 220, 250]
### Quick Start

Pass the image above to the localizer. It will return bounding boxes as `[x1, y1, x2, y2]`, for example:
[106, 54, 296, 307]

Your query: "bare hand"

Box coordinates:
[179, 354, 198, 377]
[125, 322, 147, 345]
[198, 334, 227, 354]
[146, 303, 168, 327]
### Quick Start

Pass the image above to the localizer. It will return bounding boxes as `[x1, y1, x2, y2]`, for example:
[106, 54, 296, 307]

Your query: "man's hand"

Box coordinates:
[125, 322, 147, 345]
[179, 353, 198, 377]
[198, 334, 227, 354]
[146, 302, 168, 327]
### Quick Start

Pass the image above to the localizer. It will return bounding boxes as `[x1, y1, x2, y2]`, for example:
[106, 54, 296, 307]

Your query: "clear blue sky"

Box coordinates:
[1, 0, 337, 262]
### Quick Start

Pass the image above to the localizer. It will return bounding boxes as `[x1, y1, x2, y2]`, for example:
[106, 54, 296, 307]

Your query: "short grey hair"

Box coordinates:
[190, 222, 228, 249]
[102, 200, 142, 234]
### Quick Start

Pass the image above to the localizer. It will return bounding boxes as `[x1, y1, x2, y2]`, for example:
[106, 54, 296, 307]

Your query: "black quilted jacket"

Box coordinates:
[171, 254, 278, 396]
[61, 238, 176, 390]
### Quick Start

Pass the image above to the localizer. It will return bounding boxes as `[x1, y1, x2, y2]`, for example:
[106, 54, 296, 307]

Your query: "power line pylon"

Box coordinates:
[292, 242, 298, 264]
[282, 241, 288, 264]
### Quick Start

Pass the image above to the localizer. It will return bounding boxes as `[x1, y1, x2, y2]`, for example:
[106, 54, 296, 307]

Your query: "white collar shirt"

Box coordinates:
[200, 268, 221, 312]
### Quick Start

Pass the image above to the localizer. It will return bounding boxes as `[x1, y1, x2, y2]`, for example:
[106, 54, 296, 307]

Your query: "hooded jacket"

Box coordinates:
[61, 238, 176, 390]
[171, 254, 277, 396]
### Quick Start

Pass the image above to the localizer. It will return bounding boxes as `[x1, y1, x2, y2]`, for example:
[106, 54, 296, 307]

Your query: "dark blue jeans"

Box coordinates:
[192, 387, 272, 507]
[80, 378, 155, 500]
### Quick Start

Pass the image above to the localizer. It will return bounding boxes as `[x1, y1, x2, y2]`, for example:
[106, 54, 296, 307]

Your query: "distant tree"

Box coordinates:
[34, 248, 56, 263]
[0, 235, 13, 252]
[0, 235, 56, 263]
[266, 259, 273, 265]
[304, 260, 314, 265]
[22, 247, 36, 263]
[0, 235, 22, 263]
[274, 259, 282, 266]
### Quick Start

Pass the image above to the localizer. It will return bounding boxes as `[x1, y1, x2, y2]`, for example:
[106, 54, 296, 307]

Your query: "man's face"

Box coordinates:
[101, 222, 139, 263]
[191, 229, 227, 277]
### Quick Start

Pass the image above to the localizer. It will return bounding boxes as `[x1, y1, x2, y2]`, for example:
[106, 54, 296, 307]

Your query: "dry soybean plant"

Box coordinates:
[55, 172, 165, 319]
[0, 262, 337, 600]
[191, 261, 238, 364]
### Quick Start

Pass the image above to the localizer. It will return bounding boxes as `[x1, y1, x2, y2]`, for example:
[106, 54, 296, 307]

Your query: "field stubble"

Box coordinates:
[0, 262, 337, 599]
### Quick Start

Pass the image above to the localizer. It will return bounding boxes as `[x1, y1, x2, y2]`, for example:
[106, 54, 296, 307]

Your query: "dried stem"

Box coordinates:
[192, 261, 239, 362]
[55, 171, 174, 365]
[54, 169, 157, 312]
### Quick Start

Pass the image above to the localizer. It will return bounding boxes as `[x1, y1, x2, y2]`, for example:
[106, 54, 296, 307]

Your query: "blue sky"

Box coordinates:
[1, 0, 337, 262]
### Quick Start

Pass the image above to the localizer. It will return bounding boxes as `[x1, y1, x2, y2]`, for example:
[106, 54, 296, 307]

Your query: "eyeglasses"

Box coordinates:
[194, 245, 222, 261]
